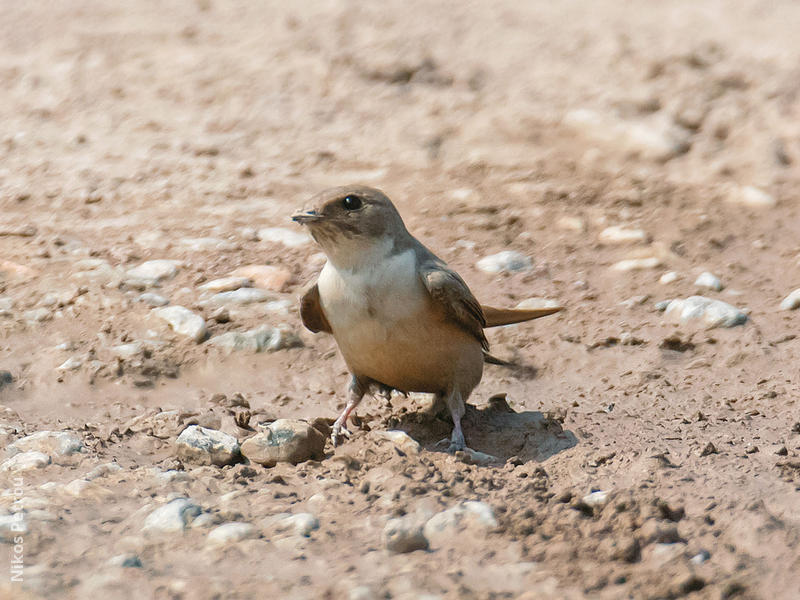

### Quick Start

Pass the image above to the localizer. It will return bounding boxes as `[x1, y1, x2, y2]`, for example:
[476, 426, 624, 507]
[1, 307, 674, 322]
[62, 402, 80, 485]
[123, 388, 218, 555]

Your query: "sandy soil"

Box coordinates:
[1, 1, 799, 599]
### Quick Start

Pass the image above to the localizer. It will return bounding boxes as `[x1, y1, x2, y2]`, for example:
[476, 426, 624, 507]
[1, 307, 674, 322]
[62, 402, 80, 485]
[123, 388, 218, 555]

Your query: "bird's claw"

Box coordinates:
[331, 423, 352, 447]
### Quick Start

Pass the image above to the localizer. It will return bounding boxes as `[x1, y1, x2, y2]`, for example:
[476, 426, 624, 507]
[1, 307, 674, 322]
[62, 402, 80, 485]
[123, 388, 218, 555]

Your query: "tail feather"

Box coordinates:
[481, 304, 563, 328]
[482, 351, 515, 366]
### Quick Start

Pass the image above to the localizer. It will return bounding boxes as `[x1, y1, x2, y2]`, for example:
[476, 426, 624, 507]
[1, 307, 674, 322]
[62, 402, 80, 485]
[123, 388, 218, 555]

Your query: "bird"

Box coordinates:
[292, 185, 561, 451]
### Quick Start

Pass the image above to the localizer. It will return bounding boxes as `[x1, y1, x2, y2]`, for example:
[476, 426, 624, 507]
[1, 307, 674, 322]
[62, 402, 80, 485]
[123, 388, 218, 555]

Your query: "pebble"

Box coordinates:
[142, 498, 202, 533]
[136, 292, 169, 307]
[57, 356, 83, 371]
[208, 326, 302, 353]
[175, 425, 241, 466]
[106, 553, 143, 568]
[660, 271, 680, 284]
[556, 216, 586, 232]
[598, 226, 649, 244]
[70, 259, 121, 286]
[198, 277, 252, 293]
[376, 430, 421, 454]
[178, 237, 236, 252]
[85, 462, 123, 480]
[582, 490, 609, 507]
[726, 185, 776, 208]
[423, 501, 497, 545]
[516, 297, 561, 310]
[384, 517, 429, 553]
[24, 307, 52, 322]
[277, 513, 320, 537]
[240, 419, 326, 466]
[611, 257, 662, 271]
[7, 430, 83, 457]
[206, 522, 257, 546]
[563, 109, 690, 161]
[0, 297, 14, 317]
[476, 251, 532, 274]
[663, 296, 747, 328]
[230, 264, 293, 292]
[780, 288, 800, 311]
[151, 305, 207, 342]
[125, 259, 180, 287]
[62, 478, 113, 499]
[257, 227, 310, 248]
[694, 271, 723, 291]
[111, 342, 143, 360]
[209, 288, 271, 305]
[0, 451, 51, 472]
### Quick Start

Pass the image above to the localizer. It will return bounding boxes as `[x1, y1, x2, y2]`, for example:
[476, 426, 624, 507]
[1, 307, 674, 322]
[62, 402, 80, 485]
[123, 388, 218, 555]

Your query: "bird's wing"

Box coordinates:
[481, 304, 563, 327]
[299, 282, 332, 334]
[419, 261, 489, 350]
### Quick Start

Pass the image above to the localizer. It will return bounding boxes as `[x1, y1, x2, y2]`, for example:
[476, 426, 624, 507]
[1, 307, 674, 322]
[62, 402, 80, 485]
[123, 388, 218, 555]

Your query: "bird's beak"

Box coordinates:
[291, 209, 323, 225]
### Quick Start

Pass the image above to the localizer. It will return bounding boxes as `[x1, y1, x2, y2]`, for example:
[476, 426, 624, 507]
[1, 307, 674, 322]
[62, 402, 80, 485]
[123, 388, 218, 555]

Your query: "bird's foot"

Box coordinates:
[330, 422, 352, 447]
[434, 437, 467, 454]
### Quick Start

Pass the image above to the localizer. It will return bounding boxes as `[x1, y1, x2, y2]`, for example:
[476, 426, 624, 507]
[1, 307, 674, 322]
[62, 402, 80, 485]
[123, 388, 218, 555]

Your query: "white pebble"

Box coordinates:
[151, 306, 207, 342]
[780, 288, 800, 311]
[663, 296, 747, 328]
[659, 271, 679, 284]
[598, 226, 649, 244]
[694, 271, 723, 291]
[0, 451, 51, 472]
[611, 257, 661, 271]
[726, 185, 776, 208]
[206, 522, 257, 546]
[476, 251, 532, 274]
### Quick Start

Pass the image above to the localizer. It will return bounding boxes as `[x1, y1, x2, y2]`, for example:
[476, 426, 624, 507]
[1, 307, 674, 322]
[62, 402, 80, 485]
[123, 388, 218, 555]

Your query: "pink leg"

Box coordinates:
[331, 376, 366, 446]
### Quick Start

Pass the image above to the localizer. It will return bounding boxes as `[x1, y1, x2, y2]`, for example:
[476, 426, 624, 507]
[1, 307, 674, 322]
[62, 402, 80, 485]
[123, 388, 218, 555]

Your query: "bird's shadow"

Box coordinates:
[391, 395, 577, 463]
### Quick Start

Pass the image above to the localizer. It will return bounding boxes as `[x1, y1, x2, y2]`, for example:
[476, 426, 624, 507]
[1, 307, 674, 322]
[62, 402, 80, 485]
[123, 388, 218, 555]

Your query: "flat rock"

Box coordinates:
[152, 305, 207, 342]
[694, 271, 723, 291]
[198, 277, 252, 293]
[230, 264, 293, 292]
[208, 326, 302, 353]
[142, 498, 202, 534]
[206, 522, 257, 546]
[0, 451, 51, 472]
[136, 292, 169, 307]
[663, 296, 747, 328]
[384, 517, 429, 553]
[125, 259, 180, 287]
[727, 185, 776, 208]
[598, 226, 649, 244]
[209, 288, 272, 305]
[111, 342, 143, 360]
[175, 425, 241, 466]
[476, 251, 532, 274]
[7, 430, 83, 457]
[240, 419, 325, 466]
[780, 288, 800, 311]
[611, 257, 662, 271]
[257, 227, 310, 248]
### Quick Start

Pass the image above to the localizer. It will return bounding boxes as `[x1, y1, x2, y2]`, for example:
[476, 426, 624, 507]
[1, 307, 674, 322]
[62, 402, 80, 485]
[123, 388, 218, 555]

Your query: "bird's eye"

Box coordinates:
[342, 195, 362, 211]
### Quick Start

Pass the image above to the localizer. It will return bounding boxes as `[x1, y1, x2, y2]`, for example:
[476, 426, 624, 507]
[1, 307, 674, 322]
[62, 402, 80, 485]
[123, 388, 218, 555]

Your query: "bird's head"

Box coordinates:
[292, 185, 408, 268]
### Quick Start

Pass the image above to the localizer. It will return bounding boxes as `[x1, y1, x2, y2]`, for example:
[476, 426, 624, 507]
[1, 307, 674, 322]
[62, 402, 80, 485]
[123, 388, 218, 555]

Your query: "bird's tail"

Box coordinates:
[482, 351, 516, 367]
[481, 304, 562, 328]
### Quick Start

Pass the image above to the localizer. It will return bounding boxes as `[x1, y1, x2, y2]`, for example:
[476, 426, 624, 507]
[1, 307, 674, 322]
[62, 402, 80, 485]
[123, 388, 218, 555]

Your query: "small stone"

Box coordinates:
[582, 490, 609, 507]
[210, 307, 230, 323]
[700, 442, 718, 456]
[136, 292, 169, 307]
[257, 227, 310, 248]
[240, 419, 326, 466]
[62, 478, 113, 499]
[206, 522, 257, 546]
[0, 513, 28, 542]
[152, 305, 207, 342]
[376, 430, 421, 454]
[423, 501, 497, 546]
[111, 342, 143, 360]
[209, 288, 271, 305]
[142, 498, 202, 533]
[663, 296, 747, 328]
[208, 326, 302, 353]
[57, 356, 83, 371]
[198, 277, 253, 293]
[694, 271, 723, 291]
[611, 257, 662, 271]
[476, 251, 532, 274]
[690, 550, 711, 565]
[0, 451, 51, 472]
[24, 307, 52, 322]
[727, 185, 776, 208]
[515, 297, 561, 310]
[384, 517, 429, 553]
[85, 462, 123, 480]
[660, 271, 680, 284]
[276, 513, 320, 537]
[598, 226, 649, 244]
[106, 553, 143, 568]
[125, 259, 180, 287]
[556, 216, 586, 232]
[7, 430, 83, 457]
[780, 288, 800, 311]
[230, 264, 293, 292]
[175, 425, 241, 466]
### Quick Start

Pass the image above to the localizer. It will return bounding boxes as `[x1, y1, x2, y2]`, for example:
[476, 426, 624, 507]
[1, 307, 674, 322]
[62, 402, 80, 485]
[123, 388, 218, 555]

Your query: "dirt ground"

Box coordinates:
[1, 1, 799, 599]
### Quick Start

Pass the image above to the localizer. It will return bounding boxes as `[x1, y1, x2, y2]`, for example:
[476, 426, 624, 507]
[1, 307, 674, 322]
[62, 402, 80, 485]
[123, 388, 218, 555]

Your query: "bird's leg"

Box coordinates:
[437, 389, 466, 453]
[331, 375, 367, 446]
